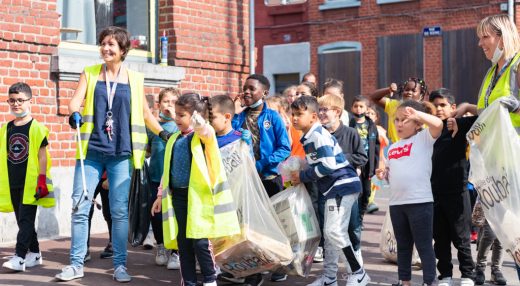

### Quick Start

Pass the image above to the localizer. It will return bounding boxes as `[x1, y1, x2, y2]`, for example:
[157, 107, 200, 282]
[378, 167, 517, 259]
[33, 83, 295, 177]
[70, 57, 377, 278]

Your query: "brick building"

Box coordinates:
[257, 0, 518, 106]
[0, 0, 250, 242]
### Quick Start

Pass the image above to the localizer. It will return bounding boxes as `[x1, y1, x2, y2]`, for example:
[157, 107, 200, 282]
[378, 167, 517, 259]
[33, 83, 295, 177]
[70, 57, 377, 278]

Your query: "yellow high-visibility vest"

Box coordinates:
[0, 120, 54, 212]
[78, 64, 147, 169]
[161, 130, 240, 249]
[478, 53, 520, 134]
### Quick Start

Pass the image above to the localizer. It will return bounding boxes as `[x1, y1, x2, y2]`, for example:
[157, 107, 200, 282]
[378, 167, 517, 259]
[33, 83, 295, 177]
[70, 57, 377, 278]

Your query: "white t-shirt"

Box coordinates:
[387, 129, 436, 206]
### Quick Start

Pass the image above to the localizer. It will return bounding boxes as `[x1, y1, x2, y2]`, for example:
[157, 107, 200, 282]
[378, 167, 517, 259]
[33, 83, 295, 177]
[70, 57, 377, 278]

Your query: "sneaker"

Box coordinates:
[84, 250, 91, 263]
[55, 265, 84, 281]
[100, 243, 113, 259]
[306, 275, 338, 286]
[167, 252, 180, 270]
[438, 277, 453, 286]
[491, 270, 507, 285]
[143, 230, 155, 250]
[354, 249, 364, 267]
[113, 265, 132, 283]
[2, 255, 25, 272]
[313, 246, 324, 263]
[203, 282, 217, 286]
[391, 281, 403, 286]
[346, 268, 370, 286]
[25, 251, 43, 268]
[366, 203, 379, 214]
[270, 272, 288, 282]
[474, 269, 485, 285]
[243, 273, 264, 286]
[155, 244, 168, 266]
[470, 231, 478, 244]
[218, 271, 246, 284]
[460, 278, 475, 286]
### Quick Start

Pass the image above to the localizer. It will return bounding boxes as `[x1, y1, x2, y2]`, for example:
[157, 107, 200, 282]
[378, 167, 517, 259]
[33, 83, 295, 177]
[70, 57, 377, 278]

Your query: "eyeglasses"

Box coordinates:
[7, 98, 30, 105]
[319, 107, 332, 113]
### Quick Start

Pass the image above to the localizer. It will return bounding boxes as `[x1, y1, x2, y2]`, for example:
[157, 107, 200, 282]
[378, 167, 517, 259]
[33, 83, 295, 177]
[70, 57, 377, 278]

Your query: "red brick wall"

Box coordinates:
[0, 0, 66, 164]
[307, 0, 503, 94]
[159, 0, 250, 97]
[255, 1, 310, 73]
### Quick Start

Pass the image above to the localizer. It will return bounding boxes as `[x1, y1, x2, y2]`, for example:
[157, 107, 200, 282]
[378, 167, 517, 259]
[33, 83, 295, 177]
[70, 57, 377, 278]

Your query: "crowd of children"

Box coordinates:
[2, 20, 520, 286]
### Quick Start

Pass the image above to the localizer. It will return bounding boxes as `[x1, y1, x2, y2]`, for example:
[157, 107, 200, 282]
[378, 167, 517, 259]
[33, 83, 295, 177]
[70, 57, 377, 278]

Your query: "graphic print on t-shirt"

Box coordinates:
[8, 133, 29, 164]
[388, 143, 413, 160]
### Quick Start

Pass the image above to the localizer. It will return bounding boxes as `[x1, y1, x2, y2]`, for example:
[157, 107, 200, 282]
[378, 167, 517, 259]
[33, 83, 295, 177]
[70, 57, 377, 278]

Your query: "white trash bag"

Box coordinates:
[467, 101, 520, 268]
[380, 211, 421, 266]
[211, 141, 294, 278]
[271, 157, 321, 277]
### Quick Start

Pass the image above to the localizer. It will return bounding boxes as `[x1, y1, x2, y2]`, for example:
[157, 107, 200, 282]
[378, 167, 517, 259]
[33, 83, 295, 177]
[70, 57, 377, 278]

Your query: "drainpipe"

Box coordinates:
[249, 0, 255, 75]
[509, 0, 514, 23]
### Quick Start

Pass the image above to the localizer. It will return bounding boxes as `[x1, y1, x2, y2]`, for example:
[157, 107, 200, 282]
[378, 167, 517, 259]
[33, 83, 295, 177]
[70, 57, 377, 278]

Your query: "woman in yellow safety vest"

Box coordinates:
[55, 26, 169, 283]
[454, 14, 520, 285]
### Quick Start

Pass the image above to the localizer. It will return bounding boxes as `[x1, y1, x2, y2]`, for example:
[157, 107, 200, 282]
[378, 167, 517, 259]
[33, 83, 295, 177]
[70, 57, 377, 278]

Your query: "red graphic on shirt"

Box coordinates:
[388, 143, 413, 160]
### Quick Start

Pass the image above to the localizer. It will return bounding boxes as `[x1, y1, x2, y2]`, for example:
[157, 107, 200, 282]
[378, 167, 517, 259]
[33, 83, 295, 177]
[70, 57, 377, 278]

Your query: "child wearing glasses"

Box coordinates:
[0, 82, 54, 272]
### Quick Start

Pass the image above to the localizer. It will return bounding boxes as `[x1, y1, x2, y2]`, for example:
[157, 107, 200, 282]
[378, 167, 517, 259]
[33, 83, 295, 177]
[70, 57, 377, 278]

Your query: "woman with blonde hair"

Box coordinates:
[454, 14, 520, 285]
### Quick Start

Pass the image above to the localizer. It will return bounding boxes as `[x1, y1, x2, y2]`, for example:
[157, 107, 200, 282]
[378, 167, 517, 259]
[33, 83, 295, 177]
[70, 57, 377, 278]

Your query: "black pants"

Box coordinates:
[433, 191, 475, 279]
[173, 187, 216, 286]
[87, 179, 112, 248]
[11, 187, 39, 258]
[149, 181, 163, 244]
[358, 174, 371, 223]
[261, 175, 284, 198]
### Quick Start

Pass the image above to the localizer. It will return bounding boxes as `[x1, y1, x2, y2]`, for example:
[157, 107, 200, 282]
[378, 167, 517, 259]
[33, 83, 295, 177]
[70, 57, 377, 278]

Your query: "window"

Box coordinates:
[57, 0, 155, 59]
[274, 73, 300, 94]
[319, 0, 361, 11]
[376, 0, 415, 4]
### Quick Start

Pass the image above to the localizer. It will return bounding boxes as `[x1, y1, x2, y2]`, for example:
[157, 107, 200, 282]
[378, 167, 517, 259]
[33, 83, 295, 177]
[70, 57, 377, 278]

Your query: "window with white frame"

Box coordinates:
[57, 0, 154, 54]
[319, 0, 361, 11]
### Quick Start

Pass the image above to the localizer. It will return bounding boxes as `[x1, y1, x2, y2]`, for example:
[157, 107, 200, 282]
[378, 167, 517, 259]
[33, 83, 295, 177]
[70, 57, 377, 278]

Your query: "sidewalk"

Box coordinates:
[1, 196, 518, 285]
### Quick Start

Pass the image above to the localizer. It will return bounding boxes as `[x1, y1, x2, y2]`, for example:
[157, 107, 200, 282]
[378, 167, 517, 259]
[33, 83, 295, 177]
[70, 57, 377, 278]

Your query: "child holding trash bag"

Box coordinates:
[147, 87, 180, 269]
[377, 100, 442, 286]
[290, 96, 370, 286]
[56, 26, 168, 283]
[151, 92, 240, 286]
[0, 82, 54, 272]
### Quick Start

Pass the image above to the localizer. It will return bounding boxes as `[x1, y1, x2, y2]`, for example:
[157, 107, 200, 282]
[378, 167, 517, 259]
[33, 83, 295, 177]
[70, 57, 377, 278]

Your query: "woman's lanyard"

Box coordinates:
[104, 64, 123, 141]
[485, 57, 514, 107]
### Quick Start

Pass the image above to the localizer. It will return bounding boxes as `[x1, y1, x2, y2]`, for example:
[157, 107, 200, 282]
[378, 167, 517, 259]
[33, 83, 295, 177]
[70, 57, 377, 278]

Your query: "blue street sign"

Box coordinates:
[423, 26, 442, 37]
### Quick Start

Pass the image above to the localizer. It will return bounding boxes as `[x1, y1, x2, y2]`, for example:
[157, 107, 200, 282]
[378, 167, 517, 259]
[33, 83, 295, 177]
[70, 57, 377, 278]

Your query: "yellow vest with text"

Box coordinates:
[161, 131, 240, 249]
[78, 64, 147, 169]
[478, 53, 520, 134]
[0, 120, 54, 212]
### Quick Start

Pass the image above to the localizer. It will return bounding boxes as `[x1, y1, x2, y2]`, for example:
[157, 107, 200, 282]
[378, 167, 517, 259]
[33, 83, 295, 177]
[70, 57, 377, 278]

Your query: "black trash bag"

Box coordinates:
[128, 162, 152, 247]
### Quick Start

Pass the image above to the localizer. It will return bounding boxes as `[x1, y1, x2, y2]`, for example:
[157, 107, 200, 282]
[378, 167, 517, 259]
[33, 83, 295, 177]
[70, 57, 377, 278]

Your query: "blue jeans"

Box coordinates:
[70, 150, 132, 268]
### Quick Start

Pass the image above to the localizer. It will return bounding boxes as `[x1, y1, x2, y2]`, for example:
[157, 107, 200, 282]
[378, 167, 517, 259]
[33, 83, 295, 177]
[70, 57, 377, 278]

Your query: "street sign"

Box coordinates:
[423, 26, 442, 37]
[264, 0, 307, 6]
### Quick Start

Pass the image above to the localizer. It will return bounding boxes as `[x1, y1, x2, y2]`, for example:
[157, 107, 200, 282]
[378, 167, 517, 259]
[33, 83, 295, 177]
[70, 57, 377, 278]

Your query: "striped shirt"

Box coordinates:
[299, 122, 361, 198]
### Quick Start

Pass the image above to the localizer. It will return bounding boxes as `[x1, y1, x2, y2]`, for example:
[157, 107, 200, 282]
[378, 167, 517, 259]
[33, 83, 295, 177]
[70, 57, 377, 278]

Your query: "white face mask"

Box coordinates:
[11, 109, 30, 118]
[323, 118, 337, 129]
[491, 45, 504, 65]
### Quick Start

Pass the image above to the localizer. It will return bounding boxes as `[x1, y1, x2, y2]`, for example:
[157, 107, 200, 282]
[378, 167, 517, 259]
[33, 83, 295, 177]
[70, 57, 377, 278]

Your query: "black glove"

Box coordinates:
[499, 97, 520, 113]
[69, 112, 83, 129]
[159, 130, 172, 142]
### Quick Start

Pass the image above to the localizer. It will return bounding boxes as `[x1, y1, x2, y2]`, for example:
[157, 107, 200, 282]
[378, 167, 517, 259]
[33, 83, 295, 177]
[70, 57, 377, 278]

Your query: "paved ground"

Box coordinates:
[0, 195, 518, 286]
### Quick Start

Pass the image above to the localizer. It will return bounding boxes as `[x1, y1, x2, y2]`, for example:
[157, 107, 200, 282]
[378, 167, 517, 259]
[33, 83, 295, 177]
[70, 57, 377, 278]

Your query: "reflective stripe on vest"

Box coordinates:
[0, 120, 55, 212]
[78, 64, 147, 169]
[478, 53, 520, 134]
[161, 131, 240, 248]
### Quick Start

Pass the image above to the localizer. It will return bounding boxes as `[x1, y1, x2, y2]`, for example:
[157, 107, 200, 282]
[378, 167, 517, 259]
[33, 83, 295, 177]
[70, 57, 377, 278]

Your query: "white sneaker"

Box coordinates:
[346, 268, 370, 286]
[167, 252, 180, 270]
[55, 265, 84, 281]
[155, 244, 168, 266]
[25, 251, 43, 268]
[143, 230, 155, 250]
[306, 275, 338, 286]
[438, 277, 453, 286]
[460, 278, 474, 286]
[354, 249, 363, 267]
[313, 247, 324, 263]
[203, 282, 217, 286]
[2, 255, 25, 272]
